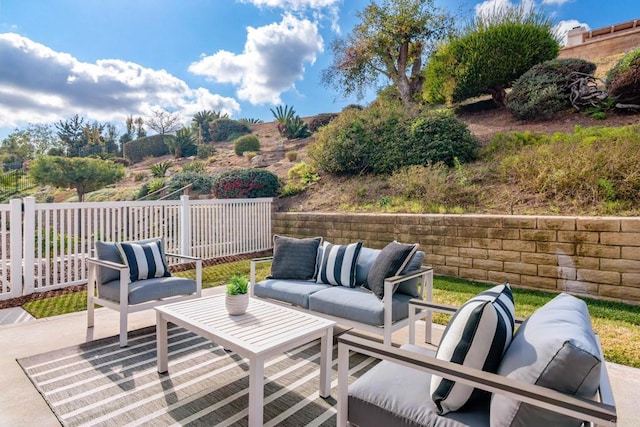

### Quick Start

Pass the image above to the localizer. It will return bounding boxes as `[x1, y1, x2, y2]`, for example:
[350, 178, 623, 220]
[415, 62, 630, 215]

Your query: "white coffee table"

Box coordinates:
[155, 295, 336, 427]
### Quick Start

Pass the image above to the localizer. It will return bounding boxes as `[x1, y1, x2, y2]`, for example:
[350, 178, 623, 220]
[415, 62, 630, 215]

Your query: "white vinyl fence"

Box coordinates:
[0, 196, 272, 300]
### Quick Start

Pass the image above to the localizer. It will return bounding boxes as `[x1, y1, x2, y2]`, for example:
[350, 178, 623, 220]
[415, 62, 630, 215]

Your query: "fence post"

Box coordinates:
[180, 195, 190, 256]
[9, 199, 22, 298]
[22, 197, 35, 295]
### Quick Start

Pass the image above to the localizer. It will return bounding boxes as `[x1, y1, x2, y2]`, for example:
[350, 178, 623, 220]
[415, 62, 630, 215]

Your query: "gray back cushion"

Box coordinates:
[491, 293, 601, 427]
[268, 235, 322, 280]
[355, 248, 425, 297]
[95, 241, 123, 284]
[355, 247, 380, 286]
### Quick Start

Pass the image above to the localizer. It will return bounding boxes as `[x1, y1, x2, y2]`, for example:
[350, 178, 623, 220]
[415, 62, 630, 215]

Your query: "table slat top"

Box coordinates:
[156, 295, 335, 355]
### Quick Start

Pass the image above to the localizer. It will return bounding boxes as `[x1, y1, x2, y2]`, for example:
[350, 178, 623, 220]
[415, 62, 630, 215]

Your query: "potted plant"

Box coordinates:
[225, 274, 249, 315]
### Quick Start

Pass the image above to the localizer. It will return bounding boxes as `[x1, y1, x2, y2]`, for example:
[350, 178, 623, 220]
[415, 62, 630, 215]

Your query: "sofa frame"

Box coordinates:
[250, 256, 434, 345]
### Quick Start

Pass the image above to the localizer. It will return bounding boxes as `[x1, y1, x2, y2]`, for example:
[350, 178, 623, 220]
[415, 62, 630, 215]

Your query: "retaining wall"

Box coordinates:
[273, 212, 640, 305]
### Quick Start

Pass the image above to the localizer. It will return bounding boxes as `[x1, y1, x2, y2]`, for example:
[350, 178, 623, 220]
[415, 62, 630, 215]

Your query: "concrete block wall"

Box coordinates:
[273, 212, 640, 305]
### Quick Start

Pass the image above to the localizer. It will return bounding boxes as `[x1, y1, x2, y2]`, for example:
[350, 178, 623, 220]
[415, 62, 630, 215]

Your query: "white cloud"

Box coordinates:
[189, 14, 323, 105]
[542, 0, 572, 5]
[242, 0, 340, 9]
[554, 19, 590, 46]
[474, 0, 535, 19]
[0, 33, 240, 129]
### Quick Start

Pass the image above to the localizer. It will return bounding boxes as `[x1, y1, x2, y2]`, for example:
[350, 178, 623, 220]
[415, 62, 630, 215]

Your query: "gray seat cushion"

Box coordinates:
[98, 276, 197, 305]
[491, 293, 601, 427]
[308, 286, 413, 326]
[349, 344, 489, 427]
[253, 279, 332, 309]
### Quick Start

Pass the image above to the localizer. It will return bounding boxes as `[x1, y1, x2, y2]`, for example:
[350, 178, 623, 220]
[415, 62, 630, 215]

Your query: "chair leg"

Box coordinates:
[87, 269, 95, 328]
[119, 309, 128, 347]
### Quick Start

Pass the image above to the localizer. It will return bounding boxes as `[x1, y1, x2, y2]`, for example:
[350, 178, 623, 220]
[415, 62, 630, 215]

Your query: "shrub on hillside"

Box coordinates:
[197, 144, 216, 159]
[308, 113, 338, 132]
[209, 118, 251, 142]
[309, 103, 478, 175]
[212, 169, 281, 199]
[496, 125, 640, 206]
[166, 171, 215, 197]
[506, 58, 597, 120]
[234, 135, 260, 156]
[606, 47, 640, 104]
[123, 135, 169, 163]
[409, 113, 480, 167]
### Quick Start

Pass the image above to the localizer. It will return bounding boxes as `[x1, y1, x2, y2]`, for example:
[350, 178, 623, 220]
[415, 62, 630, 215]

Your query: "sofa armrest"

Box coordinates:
[87, 257, 128, 272]
[250, 256, 273, 297]
[336, 333, 617, 427]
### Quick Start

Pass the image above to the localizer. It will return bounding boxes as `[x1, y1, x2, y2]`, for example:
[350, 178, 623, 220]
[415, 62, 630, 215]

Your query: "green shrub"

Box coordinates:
[209, 118, 251, 142]
[280, 182, 306, 196]
[409, 113, 480, 167]
[182, 160, 206, 173]
[506, 58, 596, 120]
[285, 151, 298, 162]
[133, 172, 147, 182]
[288, 161, 320, 185]
[606, 47, 640, 104]
[123, 135, 169, 163]
[166, 171, 215, 197]
[212, 169, 281, 199]
[309, 104, 478, 175]
[308, 113, 338, 132]
[234, 135, 260, 156]
[424, 6, 559, 106]
[149, 161, 172, 178]
[496, 125, 640, 205]
[197, 144, 217, 159]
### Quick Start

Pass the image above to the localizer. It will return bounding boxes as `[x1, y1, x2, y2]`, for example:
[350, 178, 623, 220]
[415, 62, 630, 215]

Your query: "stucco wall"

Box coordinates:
[559, 25, 640, 77]
[273, 212, 640, 305]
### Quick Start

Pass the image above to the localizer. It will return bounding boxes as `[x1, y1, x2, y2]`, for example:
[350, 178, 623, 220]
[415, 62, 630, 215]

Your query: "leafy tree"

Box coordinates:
[147, 108, 182, 135]
[424, 4, 559, 106]
[166, 128, 197, 158]
[119, 115, 135, 146]
[29, 155, 124, 202]
[55, 115, 85, 157]
[321, 0, 454, 107]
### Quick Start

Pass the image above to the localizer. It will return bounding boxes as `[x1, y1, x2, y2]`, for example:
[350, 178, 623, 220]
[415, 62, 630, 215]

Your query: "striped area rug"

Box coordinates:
[17, 326, 377, 426]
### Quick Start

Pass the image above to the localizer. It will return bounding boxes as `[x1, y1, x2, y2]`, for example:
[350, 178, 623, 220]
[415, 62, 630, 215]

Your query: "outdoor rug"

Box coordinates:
[17, 325, 378, 427]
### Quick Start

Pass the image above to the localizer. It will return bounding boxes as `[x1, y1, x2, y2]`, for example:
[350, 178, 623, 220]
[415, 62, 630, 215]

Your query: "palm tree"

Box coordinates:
[166, 128, 196, 159]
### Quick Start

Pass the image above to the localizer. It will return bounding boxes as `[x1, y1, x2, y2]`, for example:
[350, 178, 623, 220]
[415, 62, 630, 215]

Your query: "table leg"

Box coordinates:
[319, 326, 333, 398]
[248, 356, 264, 427]
[156, 312, 168, 373]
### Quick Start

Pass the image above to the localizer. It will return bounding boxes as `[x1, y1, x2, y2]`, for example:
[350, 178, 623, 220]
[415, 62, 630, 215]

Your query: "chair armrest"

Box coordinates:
[165, 252, 201, 262]
[337, 333, 617, 427]
[86, 257, 128, 271]
[166, 253, 202, 295]
[250, 256, 273, 297]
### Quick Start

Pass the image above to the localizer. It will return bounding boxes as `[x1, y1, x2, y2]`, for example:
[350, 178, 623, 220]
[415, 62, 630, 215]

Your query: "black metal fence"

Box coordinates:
[0, 169, 35, 202]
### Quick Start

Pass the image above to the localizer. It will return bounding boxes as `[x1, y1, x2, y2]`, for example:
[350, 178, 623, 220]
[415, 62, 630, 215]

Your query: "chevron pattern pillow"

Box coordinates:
[430, 283, 515, 414]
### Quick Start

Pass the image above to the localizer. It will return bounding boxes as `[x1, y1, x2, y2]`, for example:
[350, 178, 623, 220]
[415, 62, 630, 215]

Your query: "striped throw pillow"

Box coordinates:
[116, 239, 172, 283]
[316, 242, 363, 287]
[431, 283, 515, 414]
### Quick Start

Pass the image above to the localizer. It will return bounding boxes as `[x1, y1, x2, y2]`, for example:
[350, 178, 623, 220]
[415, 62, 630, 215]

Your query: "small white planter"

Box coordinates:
[226, 293, 249, 315]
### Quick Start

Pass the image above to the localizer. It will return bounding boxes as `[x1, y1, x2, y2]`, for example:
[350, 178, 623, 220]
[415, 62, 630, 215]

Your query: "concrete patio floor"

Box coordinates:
[0, 286, 637, 426]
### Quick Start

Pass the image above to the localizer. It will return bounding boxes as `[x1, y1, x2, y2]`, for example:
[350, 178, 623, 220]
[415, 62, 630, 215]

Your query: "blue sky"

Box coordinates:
[1, 0, 639, 139]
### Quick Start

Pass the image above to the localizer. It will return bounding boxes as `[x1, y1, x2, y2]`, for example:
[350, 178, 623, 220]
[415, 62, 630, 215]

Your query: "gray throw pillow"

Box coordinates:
[366, 241, 418, 299]
[396, 250, 425, 296]
[269, 235, 322, 280]
[491, 293, 601, 427]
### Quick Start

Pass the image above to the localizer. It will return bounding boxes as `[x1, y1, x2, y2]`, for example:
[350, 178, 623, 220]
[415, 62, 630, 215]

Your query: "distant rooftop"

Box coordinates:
[567, 18, 640, 47]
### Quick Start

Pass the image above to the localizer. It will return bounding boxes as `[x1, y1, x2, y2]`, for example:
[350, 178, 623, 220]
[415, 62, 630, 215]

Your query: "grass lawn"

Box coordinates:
[23, 260, 640, 367]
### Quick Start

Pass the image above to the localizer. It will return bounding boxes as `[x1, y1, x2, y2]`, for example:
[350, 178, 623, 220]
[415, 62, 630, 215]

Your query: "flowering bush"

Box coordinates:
[212, 169, 281, 199]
